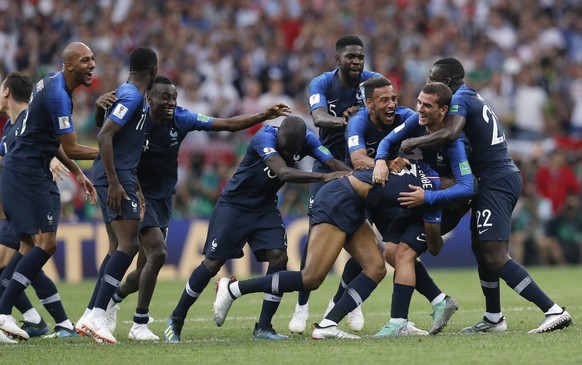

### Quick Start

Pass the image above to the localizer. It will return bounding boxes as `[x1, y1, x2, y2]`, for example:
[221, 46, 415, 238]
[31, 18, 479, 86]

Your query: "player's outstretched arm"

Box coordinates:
[264, 154, 349, 183]
[210, 103, 291, 132]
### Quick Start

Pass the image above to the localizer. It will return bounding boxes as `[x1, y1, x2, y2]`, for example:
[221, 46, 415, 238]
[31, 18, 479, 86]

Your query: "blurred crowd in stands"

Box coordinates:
[0, 0, 581, 264]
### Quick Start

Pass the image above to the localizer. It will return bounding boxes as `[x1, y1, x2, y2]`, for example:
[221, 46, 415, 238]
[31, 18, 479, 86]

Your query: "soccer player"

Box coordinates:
[164, 116, 350, 342]
[400, 57, 572, 334]
[212, 162, 444, 340]
[79, 46, 158, 344]
[372, 82, 476, 336]
[97, 75, 291, 341]
[290, 34, 381, 334]
[0, 42, 98, 341]
[0, 72, 89, 340]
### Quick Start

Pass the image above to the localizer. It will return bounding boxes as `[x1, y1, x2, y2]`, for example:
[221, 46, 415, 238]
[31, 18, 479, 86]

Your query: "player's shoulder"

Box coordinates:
[361, 70, 381, 81]
[310, 70, 338, 85]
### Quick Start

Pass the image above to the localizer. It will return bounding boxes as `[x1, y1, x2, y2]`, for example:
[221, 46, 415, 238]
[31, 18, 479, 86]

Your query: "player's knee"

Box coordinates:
[202, 258, 224, 277]
[301, 270, 325, 291]
[266, 249, 288, 268]
[149, 247, 167, 269]
[394, 243, 416, 263]
[383, 247, 396, 267]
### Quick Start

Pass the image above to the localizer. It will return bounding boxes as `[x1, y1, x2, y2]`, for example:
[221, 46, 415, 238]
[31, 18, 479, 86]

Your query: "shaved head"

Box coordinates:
[62, 42, 92, 64]
[61, 42, 95, 90]
[278, 116, 307, 155]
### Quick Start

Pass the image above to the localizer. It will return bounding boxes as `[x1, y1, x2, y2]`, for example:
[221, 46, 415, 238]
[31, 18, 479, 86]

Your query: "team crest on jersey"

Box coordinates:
[112, 103, 128, 119]
[293, 154, 300, 163]
[58, 116, 71, 130]
[47, 212, 54, 226]
[348, 135, 359, 148]
[131, 200, 138, 212]
[210, 238, 218, 252]
[309, 94, 321, 106]
[263, 147, 276, 155]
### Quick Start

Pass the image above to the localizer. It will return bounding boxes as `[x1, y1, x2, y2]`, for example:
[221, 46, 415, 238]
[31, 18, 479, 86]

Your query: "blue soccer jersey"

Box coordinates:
[308, 69, 380, 161]
[92, 82, 147, 186]
[345, 106, 415, 166]
[447, 85, 519, 182]
[0, 115, 24, 158]
[3, 72, 75, 174]
[376, 113, 474, 205]
[138, 106, 214, 199]
[365, 163, 443, 228]
[220, 125, 333, 209]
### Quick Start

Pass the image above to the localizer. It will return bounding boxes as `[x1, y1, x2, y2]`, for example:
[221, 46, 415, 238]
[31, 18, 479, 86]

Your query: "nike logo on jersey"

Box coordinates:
[478, 229, 489, 235]
[416, 234, 427, 242]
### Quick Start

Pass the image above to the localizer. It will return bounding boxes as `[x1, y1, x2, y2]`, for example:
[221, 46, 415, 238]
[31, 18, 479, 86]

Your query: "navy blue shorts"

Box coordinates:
[379, 215, 427, 255]
[0, 219, 19, 249]
[95, 184, 142, 223]
[140, 196, 171, 235]
[203, 200, 287, 261]
[1, 168, 59, 235]
[308, 160, 332, 217]
[471, 171, 522, 242]
[310, 177, 366, 236]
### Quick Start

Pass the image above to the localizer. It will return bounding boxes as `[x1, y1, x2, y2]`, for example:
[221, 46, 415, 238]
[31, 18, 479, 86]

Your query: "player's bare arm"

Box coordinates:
[350, 148, 375, 169]
[312, 107, 348, 128]
[59, 132, 98, 160]
[264, 155, 349, 183]
[210, 103, 291, 131]
[94, 90, 117, 128]
[97, 119, 127, 213]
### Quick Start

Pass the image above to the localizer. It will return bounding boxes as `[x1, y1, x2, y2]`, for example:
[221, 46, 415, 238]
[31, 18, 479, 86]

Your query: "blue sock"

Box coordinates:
[238, 271, 304, 295]
[93, 251, 133, 310]
[332, 258, 362, 303]
[171, 264, 213, 319]
[32, 270, 68, 323]
[414, 260, 441, 302]
[326, 273, 377, 324]
[133, 307, 149, 324]
[478, 264, 501, 313]
[297, 241, 310, 306]
[0, 247, 50, 314]
[0, 255, 36, 314]
[390, 283, 415, 319]
[0, 252, 23, 298]
[257, 266, 285, 328]
[499, 259, 554, 312]
[87, 254, 111, 310]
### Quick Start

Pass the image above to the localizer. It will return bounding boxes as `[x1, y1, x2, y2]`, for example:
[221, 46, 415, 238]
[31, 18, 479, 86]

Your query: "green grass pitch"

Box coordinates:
[0, 266, 580, 365]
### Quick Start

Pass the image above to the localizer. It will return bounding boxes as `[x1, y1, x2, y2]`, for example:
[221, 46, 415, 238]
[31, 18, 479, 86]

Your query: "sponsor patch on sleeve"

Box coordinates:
[318, 145, 331, 155]
[197, 114, 211, 123]
[58, 116, 71, 130]
[348, 135, 359, 148]
[309, 94, 321, 107]
[459, 160, 472, 175]
[449, 104, 459, 113]
[263, 147, 276, 155]
[112, 103, 128, 119]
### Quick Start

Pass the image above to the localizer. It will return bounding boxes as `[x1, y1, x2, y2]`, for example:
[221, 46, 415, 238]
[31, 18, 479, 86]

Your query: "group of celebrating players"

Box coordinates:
[0, 34, 573, 344]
